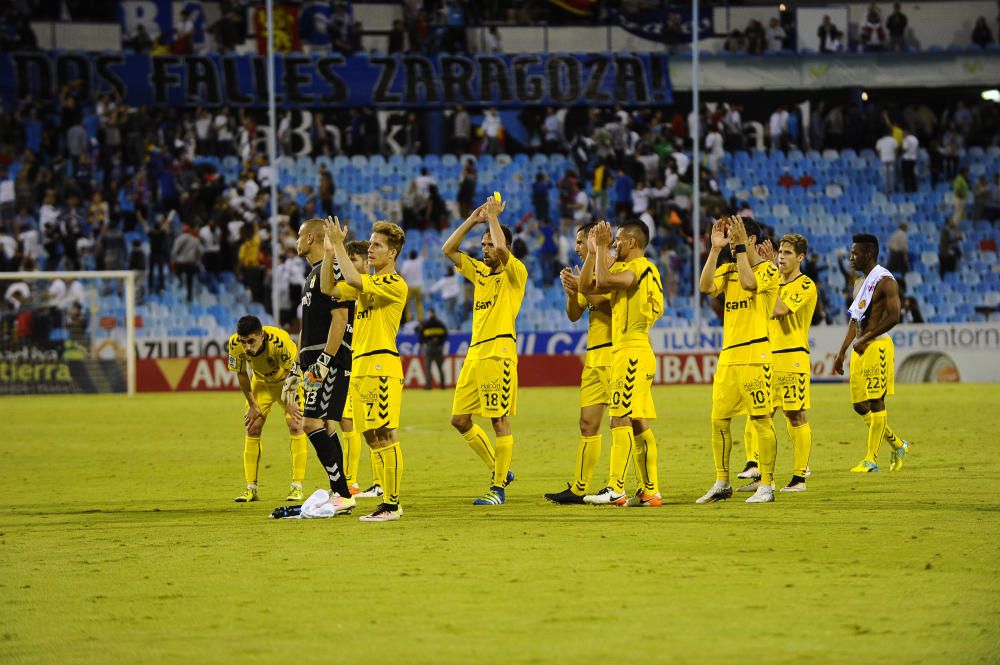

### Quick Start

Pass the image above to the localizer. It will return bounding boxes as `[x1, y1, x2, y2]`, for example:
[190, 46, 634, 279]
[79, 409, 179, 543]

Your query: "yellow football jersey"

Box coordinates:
[227, 325, 297, 384]
[337, 273, 408, 378]
[609, 256, 663, 349]
[770, 274, 818, 373]
[577, 292, 612, 368]
[712, 260, 780, 366]
[457, 253, 528, 362]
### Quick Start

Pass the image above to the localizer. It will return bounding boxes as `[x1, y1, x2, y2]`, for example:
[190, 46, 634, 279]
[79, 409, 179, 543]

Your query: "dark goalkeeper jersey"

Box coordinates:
[300, 259, 353, 370]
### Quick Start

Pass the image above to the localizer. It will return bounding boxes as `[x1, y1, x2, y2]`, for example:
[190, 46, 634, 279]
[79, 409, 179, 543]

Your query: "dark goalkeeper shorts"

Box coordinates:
[303, 364, 351, 422]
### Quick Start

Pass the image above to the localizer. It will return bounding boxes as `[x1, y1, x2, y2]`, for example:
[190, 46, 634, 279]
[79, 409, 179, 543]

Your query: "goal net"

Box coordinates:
[0, 271, 136, 396]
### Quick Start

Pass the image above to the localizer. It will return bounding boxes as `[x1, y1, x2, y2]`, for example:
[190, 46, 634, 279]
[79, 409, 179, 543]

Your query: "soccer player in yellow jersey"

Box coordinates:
[833, 233, 911, 473]
[226, 316, 307, 503]
[696, 216, 781, 504]
[579, 220, 664, 507]
[750, 233, 819, 493]
[442, 196, 527, 506]
[544, 222, 614, 504]
[321, 217, 408, 522]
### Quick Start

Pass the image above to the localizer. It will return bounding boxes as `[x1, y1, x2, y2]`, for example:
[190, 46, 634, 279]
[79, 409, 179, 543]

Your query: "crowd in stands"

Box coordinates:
[1, 64, 998, 336]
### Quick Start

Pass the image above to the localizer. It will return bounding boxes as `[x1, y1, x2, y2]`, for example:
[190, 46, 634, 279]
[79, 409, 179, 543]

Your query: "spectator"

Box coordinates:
[542, 107, 562, 154]
[861, 4, 886, 51]
[765, 17, 786, 53]
[972, 175, 991, 220]
[128, 239, 147, 296]
[274, 249, 307, 326]
[327, 2, 354, 53]
[400, 250, 425, 322]
[875, 130, 898, 194]
[886, 222, 909, 276]
[199, 219, 222, 275]
[236, 224, 262, 302]
[172, 8, 195, 55]
[828, 27, 845, 52]
[415, 167, 437, 198]
[953, 168, 969, 223]
[724, 29, 747, 53]
[484, 26, 502, 53]
[452, 104, 471, 154]
[817, 15, 837, 53]
[941, 122, 962, 180]
[768, 105, 788, 152]
[744, 20, 765, 54]
[901, 131, 919, 192]
[388, 19, 406, 53]
[984, 174, 1000, 222]
[705, 124, 724, 174]
[939, 217, 963, 277]
[429, 265, 463, 328]
[900, 295, 924, 323]
[886, 3, 907, 51]
[443, 0, 467, 53]
[532, 172, 552, 222]
[611, 168, 634, 217]
[972, 17, 994, 48]
[418, 309, 448, 389]
[456, 161, 477, 220]
[171, 223, 203, 302]
[479, 108, 503, 155]
[147, 213, 170, 293]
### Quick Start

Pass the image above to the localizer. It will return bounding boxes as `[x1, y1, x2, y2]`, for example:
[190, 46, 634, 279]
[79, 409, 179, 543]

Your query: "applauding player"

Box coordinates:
[442, 196, 528, 506]
[579, 220, 664, 507]
[696, 216, 781, 504]
[322, 217, 409, 522]
[545, 223, 614, 504]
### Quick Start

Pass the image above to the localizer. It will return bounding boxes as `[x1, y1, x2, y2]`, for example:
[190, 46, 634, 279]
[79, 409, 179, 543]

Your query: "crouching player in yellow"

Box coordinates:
[227, 316, 308, 502]
[442, 195, 527, 506]
[544, 222, 614, 504]
[322, 217, 408, 522]
[579, 220, 664, 507]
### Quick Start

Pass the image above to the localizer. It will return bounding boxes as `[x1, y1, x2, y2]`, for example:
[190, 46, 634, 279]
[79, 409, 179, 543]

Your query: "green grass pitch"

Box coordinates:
[1, 384, 998, 664]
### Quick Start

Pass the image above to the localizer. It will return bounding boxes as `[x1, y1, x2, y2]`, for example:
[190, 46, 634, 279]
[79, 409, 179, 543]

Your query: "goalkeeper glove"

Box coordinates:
[303, 352, 333, 391]
[281, 365, 302, 406]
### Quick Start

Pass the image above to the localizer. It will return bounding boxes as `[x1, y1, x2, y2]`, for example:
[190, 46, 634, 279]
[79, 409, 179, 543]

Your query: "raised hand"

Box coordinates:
[325, 215, 347, 246]
[728, 215, 748, 244]
[710, 218, 729, 249]
[594, 220, 613, 246]
[757, 238, 775, 263]
[560, 266, 579, 295]
[587, 225, 599, 255]
[465, 202, 488, 226]
[483, 195, 506, 220]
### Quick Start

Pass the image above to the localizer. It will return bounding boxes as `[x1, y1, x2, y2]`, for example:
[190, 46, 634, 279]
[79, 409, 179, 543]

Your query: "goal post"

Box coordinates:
[0, 270, 136, 397]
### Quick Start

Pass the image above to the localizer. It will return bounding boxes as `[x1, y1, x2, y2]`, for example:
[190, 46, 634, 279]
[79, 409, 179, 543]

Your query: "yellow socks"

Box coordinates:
[572, 435, 602, 495]
[866, 411, 887, 463]
[462, 425, 496, 472]
[243, 435, 261, 485]
[289, 433, 308, 485]
[608, 426, 634, 494]
[634, 428, 659, 494]
[493, 435, 513, 488]
[343, 430, 361, 487]
[743, 418, 758, 468]
[378, 442, 402, 506]
[711, 419, 732, 482]
[369, 449, 384, 486]
[861, 410, 901, 456]
[787, 421, 812, 478]
[752, 417, 778, 485]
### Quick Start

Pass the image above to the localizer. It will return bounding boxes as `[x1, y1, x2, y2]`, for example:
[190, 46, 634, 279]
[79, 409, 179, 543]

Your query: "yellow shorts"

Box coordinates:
[773, 370, 810, 411]
[712, 364, 773, 420]
[349, 375, 403, 432]
[451, 357, 517, 418]
[850, 337, 895, 403]
[608, 348, 656, 420]
[248, 377, 301, 422]
[342, 380, 354, 421]
[580, 365, 612, 408]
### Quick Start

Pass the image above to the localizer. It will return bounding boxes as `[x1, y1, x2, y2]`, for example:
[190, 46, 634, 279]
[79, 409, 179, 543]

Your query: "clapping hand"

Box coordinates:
[324, 215, 347, 246]
[710, 218, 729, 249]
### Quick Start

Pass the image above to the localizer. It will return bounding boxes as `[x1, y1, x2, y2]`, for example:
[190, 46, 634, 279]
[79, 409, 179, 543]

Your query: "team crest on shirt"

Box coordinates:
[310, 275, 316, 289]
[859, 299, 867, 310]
